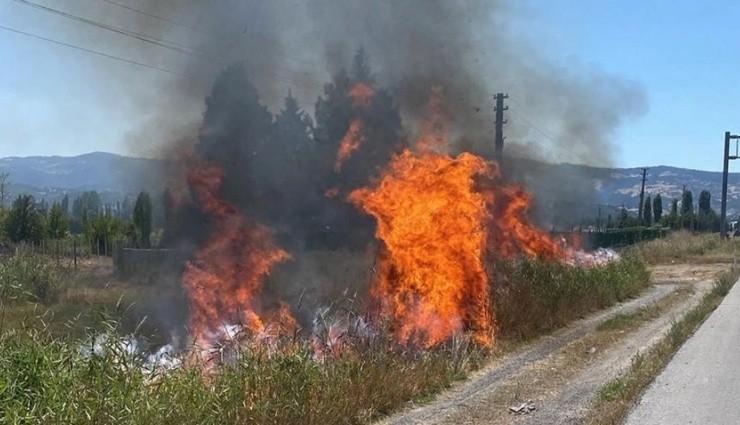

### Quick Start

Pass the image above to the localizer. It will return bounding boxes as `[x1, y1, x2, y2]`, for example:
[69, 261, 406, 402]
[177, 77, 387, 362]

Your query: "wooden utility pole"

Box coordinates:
[494, 93, 508, 158]
[720, 131, 740, 238]
[638, 168, 648, 222]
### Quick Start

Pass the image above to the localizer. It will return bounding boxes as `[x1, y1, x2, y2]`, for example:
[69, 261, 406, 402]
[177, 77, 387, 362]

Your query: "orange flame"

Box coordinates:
[182, 158, 291, 347]
[349, 150, 493, 347]
[334, 120, 365, 172]
[483, 184, 565, 260]
[334, 83, 375, 172]
[349, 87, 565, 348]
[348, 82, 374, 108]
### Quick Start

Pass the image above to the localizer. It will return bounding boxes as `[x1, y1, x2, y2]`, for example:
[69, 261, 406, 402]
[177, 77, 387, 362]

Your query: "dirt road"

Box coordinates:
[378, 263, 728, 425]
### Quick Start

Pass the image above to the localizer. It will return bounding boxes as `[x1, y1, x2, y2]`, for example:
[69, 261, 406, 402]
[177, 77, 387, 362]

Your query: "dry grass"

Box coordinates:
[635, 231, 740, 264]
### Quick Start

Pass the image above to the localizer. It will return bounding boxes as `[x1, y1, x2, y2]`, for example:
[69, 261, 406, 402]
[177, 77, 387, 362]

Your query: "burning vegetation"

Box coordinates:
[160, 52, 594, 365]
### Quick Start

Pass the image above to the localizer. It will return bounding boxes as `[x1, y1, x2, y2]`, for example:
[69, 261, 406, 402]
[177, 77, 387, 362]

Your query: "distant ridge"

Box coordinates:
[2, 152, 740, 219]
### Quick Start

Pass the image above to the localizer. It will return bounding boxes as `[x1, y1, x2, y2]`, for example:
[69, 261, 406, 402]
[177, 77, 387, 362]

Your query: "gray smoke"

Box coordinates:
[59, 0, 646, 165]
[45, 1, 652, 335]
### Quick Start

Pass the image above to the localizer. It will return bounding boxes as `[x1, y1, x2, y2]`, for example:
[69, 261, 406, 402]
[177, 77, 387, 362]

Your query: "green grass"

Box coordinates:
[492, 253, 650, 340]
[0, 248, 652, 424]
[0, 248, 67, 306]
[586, 269, 740, 424]
[0, 325, 479, 425]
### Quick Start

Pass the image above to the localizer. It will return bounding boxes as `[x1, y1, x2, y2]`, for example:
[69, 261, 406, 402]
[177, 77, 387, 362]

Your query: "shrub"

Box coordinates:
[0, 249, 66, 305]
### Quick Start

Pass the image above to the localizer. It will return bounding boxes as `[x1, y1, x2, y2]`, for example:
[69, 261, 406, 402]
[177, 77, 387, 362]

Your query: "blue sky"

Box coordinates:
[1, 1, 739, 171]
[530, 1, 740, 171]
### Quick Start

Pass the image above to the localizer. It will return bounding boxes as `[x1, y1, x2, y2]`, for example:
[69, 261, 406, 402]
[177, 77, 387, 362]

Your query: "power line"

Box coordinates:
[11, 0, 221, 62]
[0, 23, 186, 76]
[8, 0, 327, 91]
[93, 0, 228, 41]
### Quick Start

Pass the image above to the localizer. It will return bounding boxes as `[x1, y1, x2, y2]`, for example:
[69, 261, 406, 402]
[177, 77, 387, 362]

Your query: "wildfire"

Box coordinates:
[182, 158, 291, 353]
[348, 87, 566, 348]
[334, 82, 375, 172]
[334, 120, 365, 172]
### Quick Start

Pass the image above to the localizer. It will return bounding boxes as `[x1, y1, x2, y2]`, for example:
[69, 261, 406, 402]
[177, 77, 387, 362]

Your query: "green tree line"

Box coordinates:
[0, 184, 155, 250]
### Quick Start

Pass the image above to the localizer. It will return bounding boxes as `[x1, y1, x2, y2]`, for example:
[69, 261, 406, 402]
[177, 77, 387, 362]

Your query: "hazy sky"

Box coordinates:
[1, 1, 739, 171]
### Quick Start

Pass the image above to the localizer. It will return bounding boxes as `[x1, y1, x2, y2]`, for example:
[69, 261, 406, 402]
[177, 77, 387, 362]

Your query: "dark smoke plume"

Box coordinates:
[72, 0, 647, 165]
[62, 1, 649, 331]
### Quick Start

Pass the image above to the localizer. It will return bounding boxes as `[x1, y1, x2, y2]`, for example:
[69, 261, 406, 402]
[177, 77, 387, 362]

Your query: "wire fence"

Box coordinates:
[11, 236, 131, 270]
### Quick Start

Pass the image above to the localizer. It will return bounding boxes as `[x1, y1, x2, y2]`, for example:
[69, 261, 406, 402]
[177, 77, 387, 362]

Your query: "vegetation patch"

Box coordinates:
[0, 248, 67, 306]
[636, 231, 740, 264]
[0, 249, 653, 424]
[492, 253, 650, 341]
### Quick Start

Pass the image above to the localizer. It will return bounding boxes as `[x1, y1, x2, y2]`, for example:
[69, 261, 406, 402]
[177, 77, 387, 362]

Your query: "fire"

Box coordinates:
[484, 184, 565, 260]
[348, 87, 566, 348]
[348, 82, 373, 108]
[182, 158, 291, 350]
[334, 120, 364, 172]
[334, 82, 375, 172]
[349, 150, 493, 347]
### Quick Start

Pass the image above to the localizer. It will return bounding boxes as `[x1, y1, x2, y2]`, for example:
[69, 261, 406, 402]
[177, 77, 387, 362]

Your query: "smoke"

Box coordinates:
[53, 0, 650, 334]
[55, 0, 646, 164]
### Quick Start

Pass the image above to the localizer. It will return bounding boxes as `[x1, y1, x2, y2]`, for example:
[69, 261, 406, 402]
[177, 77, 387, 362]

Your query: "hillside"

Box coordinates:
[1, 152, 739, 222]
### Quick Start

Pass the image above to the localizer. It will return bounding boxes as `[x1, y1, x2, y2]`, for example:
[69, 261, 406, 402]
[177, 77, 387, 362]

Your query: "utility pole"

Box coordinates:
[638, 168, 648, 223]
[720, 131, 740, 238]
[494, 93, 508, 159]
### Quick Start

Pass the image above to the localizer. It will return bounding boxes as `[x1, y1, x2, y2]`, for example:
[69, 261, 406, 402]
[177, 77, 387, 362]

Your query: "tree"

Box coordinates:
[314, 48, 404, 191]
[71, 191, 102, 222]
[0, 171, 9, 209]
[250, 90, 320, 241]
[663, 198, 680, 229]
[312, 49, 405, 249]
[120, 195, 133, 220]
[696, 190, 719, 232]
[643, 195, 652, 226]
[698, 190, 712, 215]
[133, 191, 153, 248]
[653, 194, 663, 224]
[46, 202, 68, 239]
[681, 190, 694, 229]
[85, 214, 124, 255]
[681, 190, 693, 214]
[60, 194, 69, 217]
[197, 63, 273, 210]
[606, 214, 613, 229]
[5, 195, 44, 244]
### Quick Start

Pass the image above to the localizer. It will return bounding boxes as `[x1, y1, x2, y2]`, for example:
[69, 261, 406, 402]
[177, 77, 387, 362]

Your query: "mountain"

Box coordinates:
[1, 152, 739, 223]
[0, 152, 164, 206]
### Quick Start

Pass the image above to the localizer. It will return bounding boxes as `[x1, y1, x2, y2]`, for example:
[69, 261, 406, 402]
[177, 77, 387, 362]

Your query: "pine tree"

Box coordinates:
[197, 63, 273, 211]
[133, 191, 153, 248]
[60, 194, 69, 217]
[314, 48, 404, 191]
[681, 190, 694, 214]
[643, 195, 652, 226]
[681, 190, 694, 229]
[698, 190, 712, 215]
[653, 194, 663, 224]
